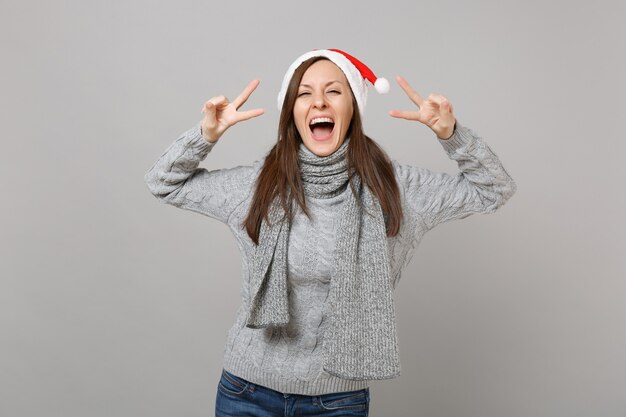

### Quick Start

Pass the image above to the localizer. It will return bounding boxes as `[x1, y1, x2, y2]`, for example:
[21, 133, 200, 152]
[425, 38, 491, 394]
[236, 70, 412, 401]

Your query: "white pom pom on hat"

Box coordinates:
[277, 48, 389, 116]
[374, 77, 390, 94]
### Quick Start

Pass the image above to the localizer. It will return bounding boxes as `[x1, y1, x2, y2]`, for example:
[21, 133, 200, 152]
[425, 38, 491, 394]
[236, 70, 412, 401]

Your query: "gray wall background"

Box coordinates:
[2, 0, 625, 416]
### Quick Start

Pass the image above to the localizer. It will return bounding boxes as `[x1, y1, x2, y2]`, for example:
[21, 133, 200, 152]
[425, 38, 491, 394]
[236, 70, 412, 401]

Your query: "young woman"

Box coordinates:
[144, 49, 517, 416]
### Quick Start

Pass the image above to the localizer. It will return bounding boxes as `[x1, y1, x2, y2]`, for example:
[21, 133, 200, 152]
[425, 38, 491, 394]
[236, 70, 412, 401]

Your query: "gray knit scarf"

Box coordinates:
[245, 138, 401, 380]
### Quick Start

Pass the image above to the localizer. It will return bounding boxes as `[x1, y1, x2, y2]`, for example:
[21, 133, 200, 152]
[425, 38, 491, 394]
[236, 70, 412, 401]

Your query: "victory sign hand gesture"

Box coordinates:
[389, 76, 456, 140]
[200, 79, 265, 143]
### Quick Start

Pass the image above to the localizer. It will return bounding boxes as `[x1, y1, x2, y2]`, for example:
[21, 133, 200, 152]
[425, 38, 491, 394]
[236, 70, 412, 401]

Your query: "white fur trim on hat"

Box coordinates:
[277, 50, 368, 117]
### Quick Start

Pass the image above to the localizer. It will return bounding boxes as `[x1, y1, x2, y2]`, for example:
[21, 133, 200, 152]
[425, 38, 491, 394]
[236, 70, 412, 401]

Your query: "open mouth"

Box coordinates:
[309, 117, 335, 141]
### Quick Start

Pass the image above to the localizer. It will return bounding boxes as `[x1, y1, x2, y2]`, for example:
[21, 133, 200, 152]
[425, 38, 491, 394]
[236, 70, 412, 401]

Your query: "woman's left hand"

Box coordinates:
[389, 76, 456, 140]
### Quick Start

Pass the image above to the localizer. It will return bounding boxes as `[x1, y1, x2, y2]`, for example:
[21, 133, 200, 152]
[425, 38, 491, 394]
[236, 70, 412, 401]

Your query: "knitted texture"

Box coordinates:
[144, 121, 517, 395]
[247, 138, 400, 380]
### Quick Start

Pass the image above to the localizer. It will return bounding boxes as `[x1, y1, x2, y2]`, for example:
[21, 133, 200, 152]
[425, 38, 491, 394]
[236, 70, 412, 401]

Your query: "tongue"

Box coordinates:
[311, 125, 333, 140]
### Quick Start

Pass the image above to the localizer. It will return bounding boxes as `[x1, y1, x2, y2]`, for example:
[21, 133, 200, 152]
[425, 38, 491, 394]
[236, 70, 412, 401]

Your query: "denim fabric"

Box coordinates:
[215, 369, 370, 416]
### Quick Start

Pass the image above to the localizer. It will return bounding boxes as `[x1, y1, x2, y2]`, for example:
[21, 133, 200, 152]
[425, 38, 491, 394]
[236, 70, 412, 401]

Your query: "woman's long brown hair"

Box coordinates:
[242, 56, 403, 244]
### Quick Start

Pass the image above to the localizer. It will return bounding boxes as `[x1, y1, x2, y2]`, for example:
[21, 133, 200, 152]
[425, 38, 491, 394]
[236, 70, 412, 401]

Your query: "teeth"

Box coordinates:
[309, 117, 334, 125]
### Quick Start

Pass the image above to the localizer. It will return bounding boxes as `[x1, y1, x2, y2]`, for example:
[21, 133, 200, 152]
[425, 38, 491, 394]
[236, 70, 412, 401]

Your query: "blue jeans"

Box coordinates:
[215, 369, 370, 416]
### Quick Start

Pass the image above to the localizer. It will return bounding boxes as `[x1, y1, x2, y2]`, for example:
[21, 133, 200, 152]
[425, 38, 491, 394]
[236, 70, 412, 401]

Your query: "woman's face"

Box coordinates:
[293, 60, 354, 157]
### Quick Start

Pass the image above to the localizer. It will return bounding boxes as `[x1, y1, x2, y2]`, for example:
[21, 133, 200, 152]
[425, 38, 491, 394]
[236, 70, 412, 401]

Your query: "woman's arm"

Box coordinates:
[144, 80, 265, 224]
[143, 123, 258, 224]
[394, 121, 517, 231]
[388, 75, 516, 231]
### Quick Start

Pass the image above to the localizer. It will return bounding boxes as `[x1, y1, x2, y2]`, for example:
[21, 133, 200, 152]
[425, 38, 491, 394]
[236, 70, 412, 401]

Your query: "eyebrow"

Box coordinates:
[298, 80, 343, 88]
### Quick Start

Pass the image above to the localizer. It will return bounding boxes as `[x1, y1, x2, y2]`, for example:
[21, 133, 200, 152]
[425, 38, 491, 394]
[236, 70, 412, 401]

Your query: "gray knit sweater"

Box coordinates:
[144, 121, 517, 396]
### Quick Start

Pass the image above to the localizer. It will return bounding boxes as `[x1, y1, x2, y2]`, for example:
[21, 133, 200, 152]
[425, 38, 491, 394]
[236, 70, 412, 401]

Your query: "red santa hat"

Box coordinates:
[277, 48, 390, 116]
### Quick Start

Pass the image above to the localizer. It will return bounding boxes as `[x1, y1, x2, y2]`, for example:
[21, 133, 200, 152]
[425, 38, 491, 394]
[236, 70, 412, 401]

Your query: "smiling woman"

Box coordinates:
[143, 48, 517, 416]
[245, 54, 403, 247]
[293, 60, 354, 157]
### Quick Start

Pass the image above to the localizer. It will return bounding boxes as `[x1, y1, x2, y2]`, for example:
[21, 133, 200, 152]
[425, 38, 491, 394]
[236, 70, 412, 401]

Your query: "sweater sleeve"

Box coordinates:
[393, 121, 517, 232]
[143, 123, 257, 224]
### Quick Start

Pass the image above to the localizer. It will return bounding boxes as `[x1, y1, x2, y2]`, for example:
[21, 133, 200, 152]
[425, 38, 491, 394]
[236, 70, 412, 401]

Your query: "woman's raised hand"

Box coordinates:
[389, 76, 456, 140]
[200, 79, 265, 143]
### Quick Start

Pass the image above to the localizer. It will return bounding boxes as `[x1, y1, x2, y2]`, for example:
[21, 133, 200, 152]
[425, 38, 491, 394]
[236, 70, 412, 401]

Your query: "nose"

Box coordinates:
[312, 91, 327, 109]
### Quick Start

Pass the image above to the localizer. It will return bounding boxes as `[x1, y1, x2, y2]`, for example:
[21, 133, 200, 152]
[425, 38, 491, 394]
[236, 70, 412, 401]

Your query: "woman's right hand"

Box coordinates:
[200, 79, 265, 143]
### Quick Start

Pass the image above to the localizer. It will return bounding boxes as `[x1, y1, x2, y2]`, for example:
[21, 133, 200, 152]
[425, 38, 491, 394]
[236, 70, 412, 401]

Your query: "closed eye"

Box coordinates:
[297, 92, 310, 97]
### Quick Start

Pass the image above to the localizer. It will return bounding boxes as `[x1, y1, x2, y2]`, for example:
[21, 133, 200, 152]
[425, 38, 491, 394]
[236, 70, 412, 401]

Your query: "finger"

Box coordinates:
[388, 109, 422, 121]
[209, 95, 229, 107]
[234, 108, 265, 122]
[202, 101, 216, 117]
[202, 102, 218, 128]
[201, 98, 219, 114]
[428, 94, 456, 122]
[232, 79, 261, 110]
[395, 76, 424, 108]
[427, 93, 448, 108]
[441, 100, 453, 115]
